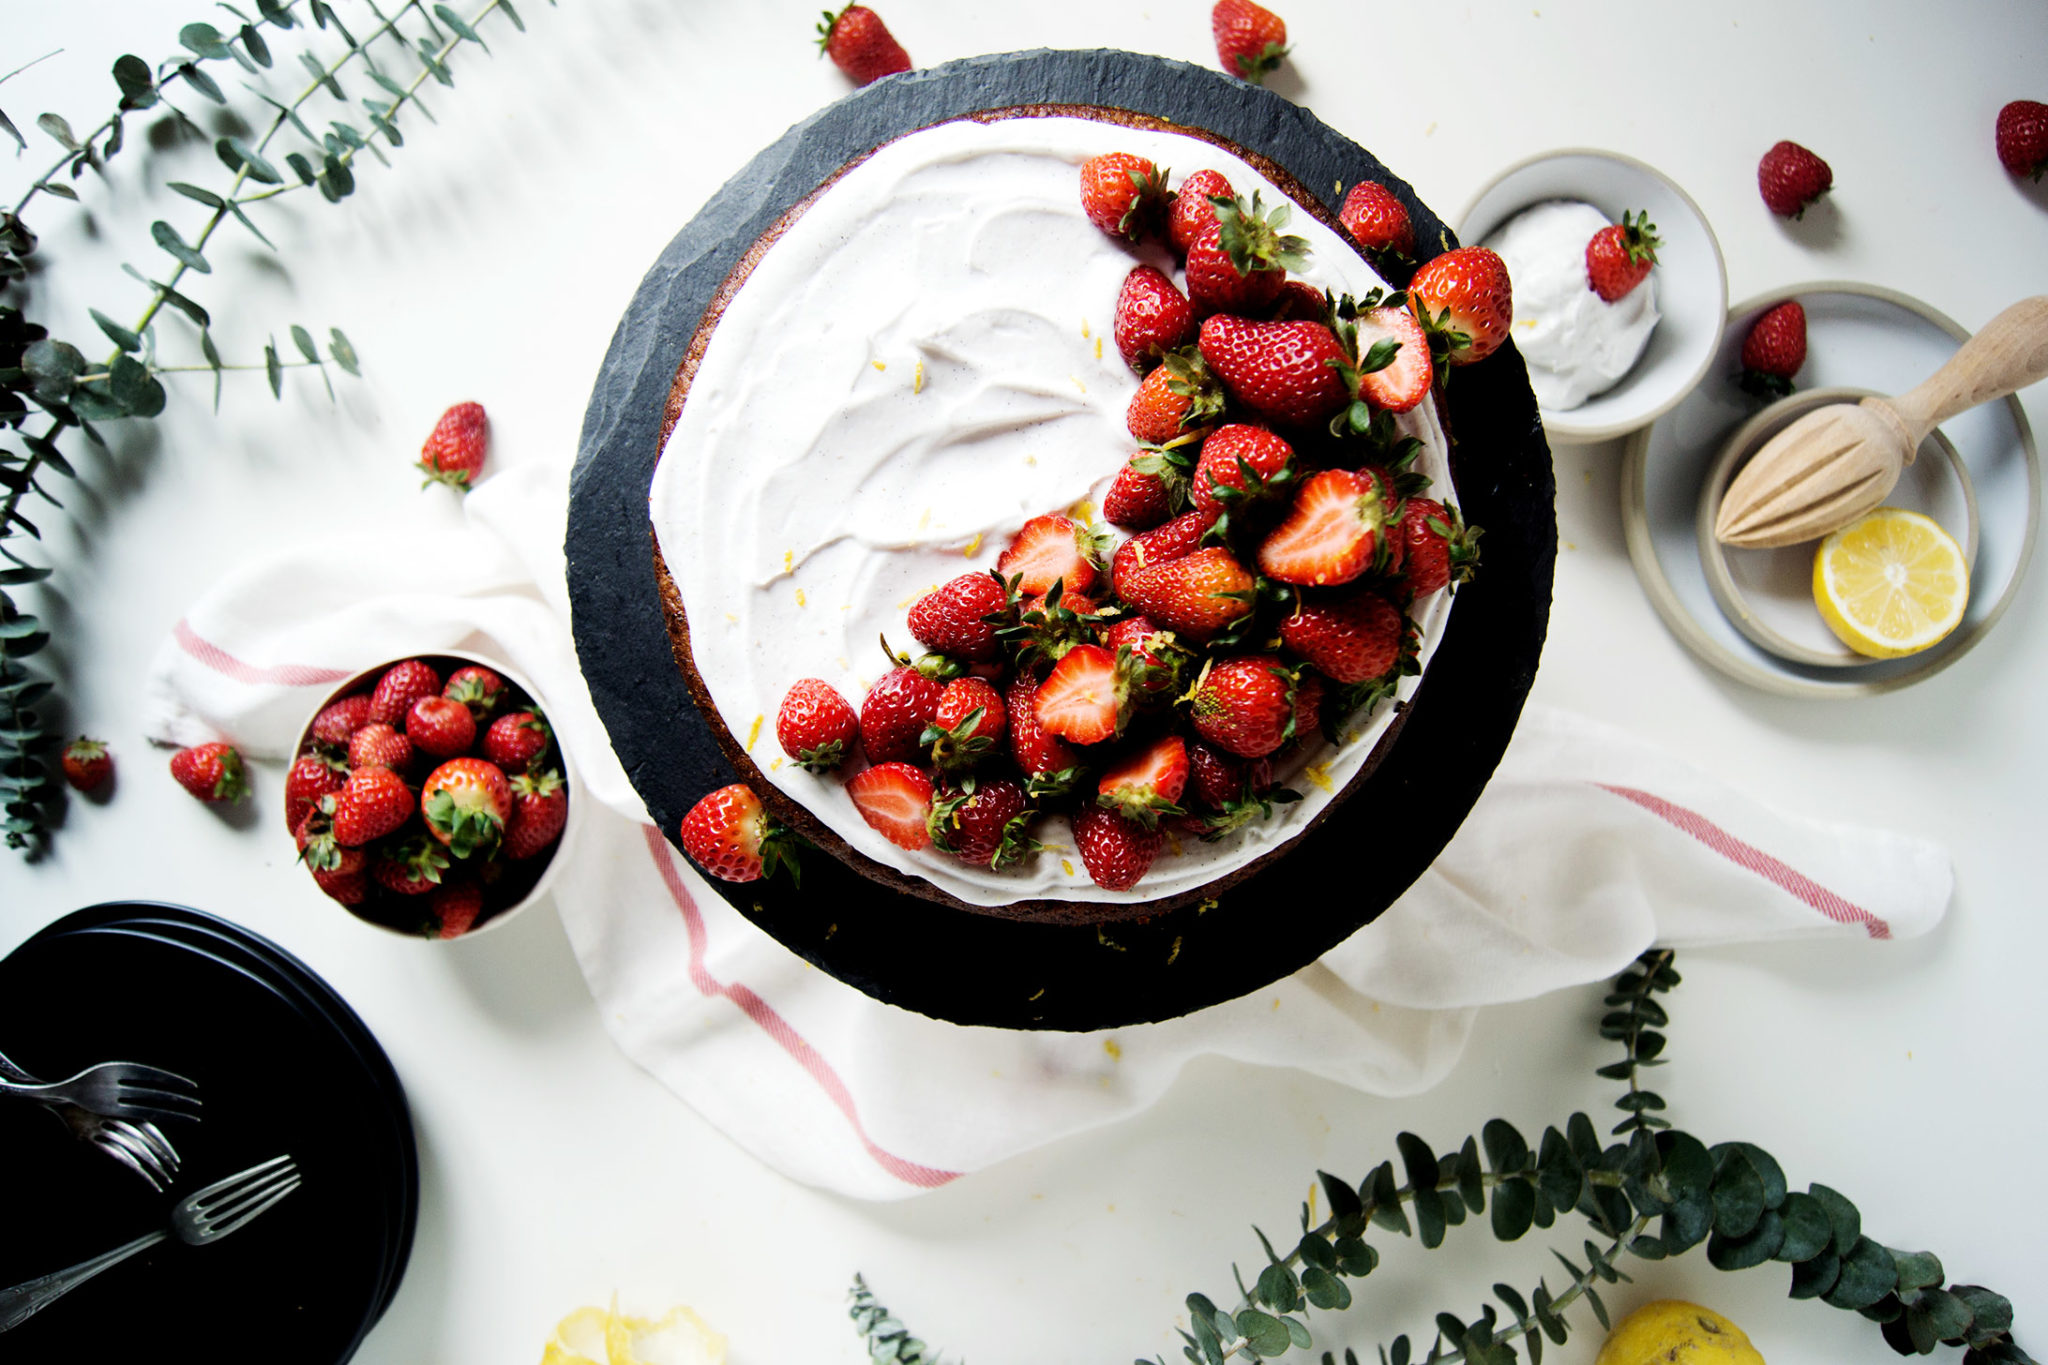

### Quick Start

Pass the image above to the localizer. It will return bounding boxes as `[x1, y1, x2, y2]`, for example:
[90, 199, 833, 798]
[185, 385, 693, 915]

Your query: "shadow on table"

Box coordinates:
[431, 894, 594, 1037]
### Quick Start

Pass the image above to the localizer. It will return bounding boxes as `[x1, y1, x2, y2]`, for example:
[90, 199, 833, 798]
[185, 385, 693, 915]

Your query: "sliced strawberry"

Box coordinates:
[1072, 805, 1163, 891]
[1097, 734, 1189, 828]
[995, 514, 1102, 596]
[1256, 469, 1390, 587]
[1351, 305, 1431, 413]
[847, 762, 935, 852]
[1119, 546, 1257, 642]
[1035, 644, 1123, 745]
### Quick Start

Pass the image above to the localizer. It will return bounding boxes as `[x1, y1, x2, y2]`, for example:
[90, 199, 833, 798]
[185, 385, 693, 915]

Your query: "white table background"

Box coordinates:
[5, 1, 2045, 1361]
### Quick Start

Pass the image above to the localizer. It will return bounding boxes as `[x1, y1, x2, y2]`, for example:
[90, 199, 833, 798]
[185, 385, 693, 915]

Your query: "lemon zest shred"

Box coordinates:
[1304, 763, 1335, 793]
[1103, 1038, 1122, 1060]
[914, 359, 925, 393]
[872, 359, 886, 371]
[745, 715, 762, 750]
[964, 532, 983, 558]
[795, 588, 806, 607]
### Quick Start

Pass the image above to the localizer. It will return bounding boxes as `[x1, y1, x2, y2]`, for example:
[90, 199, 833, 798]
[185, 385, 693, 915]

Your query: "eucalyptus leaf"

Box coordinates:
[1823, 1237, 1899, 1311]
[1302, 1268, 1351, 1311]
[1916, 1287, 1973, 1344]
[328, 328, 359, 375]
[257, 0, 296, 27]
[112, 53, 157, 109]
[1774, 1192, 1832, 1263]
[1255, 1262, 1300, 1313]
[240, 24, 273, 67]
[167, 181, 226, 208]
[1890, 1248, 1943, 1293]
[36, 179, 79, 202]
[1283, 1316, 1312, 1351]
[1718, 1143, 1786, 1209]
[1482, 1119, 1529, 1175]
[1489, 1178, 1534, 1242]
[434, 4, 486, 46]
[1366, 1161, 1407, 1235]
[1808, 1184, 1861, 1255]
[300, 50, 343, 99]
[500, 0, 526, 31]
[1320, 1170, 1363, 1233]
[1708, 1150, 1764, 1239]
[1706, 1208, 1783, 1270]
[35, 113, 79, 151]
[264, 339, 281, 398]
[1236, 1308, 1291, 1359]
[1296, 1232, 1335, 1271]
[1413, 1187, 1446, 1249]
[179, 22, 232, 59]
[223, 136, 282, 184]
[285, 151, 316, 186]
[1397, 1132, 1440, 1194]
[1333, 1236, 1377, 1277]
[149, 220, 211, 273]
[89, 309, 141, 353]
[290, 325, 319, 364]
[179, 62, 227, 104]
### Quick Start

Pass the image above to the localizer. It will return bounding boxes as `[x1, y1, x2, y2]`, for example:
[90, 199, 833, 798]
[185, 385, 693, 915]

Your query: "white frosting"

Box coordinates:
[649, 115, 1454, 906]
[1482, 200, 1658, 411]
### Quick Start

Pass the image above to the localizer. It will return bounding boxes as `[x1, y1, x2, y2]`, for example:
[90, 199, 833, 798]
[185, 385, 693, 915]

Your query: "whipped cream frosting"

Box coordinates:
[649, 114, 1454, 906]
[1482, 199, 1658, 411]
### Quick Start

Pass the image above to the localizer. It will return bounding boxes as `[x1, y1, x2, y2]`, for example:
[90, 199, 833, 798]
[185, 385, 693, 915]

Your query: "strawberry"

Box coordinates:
[1114, 266, 1197, 371]
[1169, 168, 1235, 255]
[1408, 246, 1513, 368]
[1097, 734, 1189, 828]
[679, 782, 800, 883]
[995, 514, 1103, 597]
[1339, 181, 1414, 258]
[309, 693, 372, 749]
[1104, 439, 1199, 530]
[428, 880, 484, 938]
[776, 678, 861, 771]
[1997, 100, 2048, 180]
[1198, 315, 1351, 428]
[908, 571, 1010, 661]
[1738, 300, 1807, 399]
[859, 664, 946, 763]
[505, 767, 569, 860]
[1112, 509, 1214, 597]
[1188, 741, 1248, 812]
[848, 761, 935, 851]
[61, 737, 112, 792]
[421, 756, 512, 859]
[374, 835, 450, 896]
[1290, 668, 1328, 744]
[1190, 423, 1296, 520]
[1757, 140, 1832, 218]
[929, 776, 1037, 868]
[419, 401, 488, 491]
[1102, 615, 1191, 699]
[1079, 152, 1169, 241]
[443, 665, 505, 721]
[329, 764, 415, 846]
[1004, 673, 1082, 794]
[1005, 580, 1107, 669]
[1396, 497, 1480, 597]
[1072, 805, 1163, 890]
[285, 751, 346, 830]
[1126, 347, 1225, 444]
[1585, 210, 1660, 303]
[1190, 655, 1302, 758]
[296, 808, 369, 904]
[406, 694, 477, 759]
[1184, 194, 1308, 316]
[170, 741, 247, 803]
[816, 4, 911, 85]
[368, 658, 442, 727]
[1119, 546, 1257, 641]
[482, 710, 551, 770]
[1279, 591, 1404, 683]
[1257, 468, 1390, 587]
[1346, 304, 1431, 413]
[922, 677, 1006, 772]
[1270, 281, 1327, 322]
[1035, 643, 1125, 745]
[1211, 0, 1289, 84]
[349, 722, 414, 774]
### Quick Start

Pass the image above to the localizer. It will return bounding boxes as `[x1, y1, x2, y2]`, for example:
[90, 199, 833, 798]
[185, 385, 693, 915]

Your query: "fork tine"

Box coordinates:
[96, 1125, 173, 1187]
[205, 1177, 301, 1238]
[117, 1081, 203, 1110]
[111, 1063, 200, 1093]
[198, 1169, 299, 1226]
[122, 1120, 180, 1168]
[190, 1153, 292, 1204]
[92, 1133, 168, 1192]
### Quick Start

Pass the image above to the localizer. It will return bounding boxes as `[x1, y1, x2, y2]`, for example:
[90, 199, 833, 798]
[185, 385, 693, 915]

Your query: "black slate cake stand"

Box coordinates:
[567, 49, 1555, 1031]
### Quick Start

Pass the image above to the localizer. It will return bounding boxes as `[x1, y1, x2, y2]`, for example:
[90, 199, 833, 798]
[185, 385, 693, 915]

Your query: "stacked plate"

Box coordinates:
[0, 904, 415, 1360]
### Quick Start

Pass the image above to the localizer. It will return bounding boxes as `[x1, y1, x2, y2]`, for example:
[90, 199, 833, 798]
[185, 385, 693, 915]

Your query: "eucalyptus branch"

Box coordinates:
[1596, 947, 1676, 1136]
[848, 1275, 949, 1365]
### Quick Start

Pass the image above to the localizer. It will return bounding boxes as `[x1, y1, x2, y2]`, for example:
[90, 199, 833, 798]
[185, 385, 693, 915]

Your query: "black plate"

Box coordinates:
[0, 906, 414, 1361]
[104, 908, 417, 1326]
[566, 49, 1554, 1030]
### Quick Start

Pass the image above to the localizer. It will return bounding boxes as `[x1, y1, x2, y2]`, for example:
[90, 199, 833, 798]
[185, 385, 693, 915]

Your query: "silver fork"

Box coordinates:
[0, 1061, 201, 1127]
[0, 1047, 180, 1191]
[0, 1154, 300, 1333]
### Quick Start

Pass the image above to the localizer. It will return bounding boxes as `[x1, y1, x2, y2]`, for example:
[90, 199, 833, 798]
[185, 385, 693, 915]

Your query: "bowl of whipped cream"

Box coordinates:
[1458, 149, 1727, 444]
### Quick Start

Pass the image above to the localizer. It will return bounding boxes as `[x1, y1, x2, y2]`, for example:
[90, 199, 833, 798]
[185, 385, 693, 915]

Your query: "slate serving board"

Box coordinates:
[566, 48, 1555, 1030]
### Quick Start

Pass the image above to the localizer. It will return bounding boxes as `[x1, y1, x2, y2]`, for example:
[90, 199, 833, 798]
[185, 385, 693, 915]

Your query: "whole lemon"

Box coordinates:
[1594, 1300, 1764, 1365]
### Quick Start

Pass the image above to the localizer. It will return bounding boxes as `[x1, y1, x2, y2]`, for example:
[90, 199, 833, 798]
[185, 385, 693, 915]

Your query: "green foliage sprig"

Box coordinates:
[849, 1273, 951, 1365]
[851, 951, 2031, 1365]
[0, 0, 544, 850]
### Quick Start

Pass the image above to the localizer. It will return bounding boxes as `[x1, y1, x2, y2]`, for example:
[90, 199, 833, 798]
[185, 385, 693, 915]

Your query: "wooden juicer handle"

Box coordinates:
[1866, 295, 2048, 459]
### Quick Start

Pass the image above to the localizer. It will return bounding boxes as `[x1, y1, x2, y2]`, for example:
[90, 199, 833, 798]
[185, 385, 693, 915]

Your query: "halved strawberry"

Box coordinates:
[1256, 469, 1390, 587]
[995, 514, 1103, 597]
[1072, 805, 1163, 891]
[847, 762, 934, 852]
[1035, 643, 1124, 745]
[1198, 314, 1351, 428]
[1119, 546, 1257, 642]
[1097, 734, 1189, 828]
[1114, 266, 1197, 371]
[1350, 305, 1431, 413]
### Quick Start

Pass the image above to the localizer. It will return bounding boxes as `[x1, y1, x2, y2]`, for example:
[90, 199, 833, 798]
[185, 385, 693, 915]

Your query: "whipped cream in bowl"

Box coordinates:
[1456, 149, 1727, 444]
[1484, 199, 1658, 411]
[649, 114, 1456, 912]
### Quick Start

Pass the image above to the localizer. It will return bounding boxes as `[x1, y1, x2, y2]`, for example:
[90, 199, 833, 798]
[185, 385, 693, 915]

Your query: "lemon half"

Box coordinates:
[1812, 507, 1969, 659]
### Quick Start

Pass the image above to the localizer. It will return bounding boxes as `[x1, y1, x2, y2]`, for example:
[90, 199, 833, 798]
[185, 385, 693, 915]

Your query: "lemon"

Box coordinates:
[1595, 1300, 1764, 1365]
[1811, 507, 1969, 659]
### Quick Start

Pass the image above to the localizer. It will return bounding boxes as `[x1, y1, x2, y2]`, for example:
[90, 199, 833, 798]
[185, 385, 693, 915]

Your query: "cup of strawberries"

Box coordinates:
[287, 650, 577, 938]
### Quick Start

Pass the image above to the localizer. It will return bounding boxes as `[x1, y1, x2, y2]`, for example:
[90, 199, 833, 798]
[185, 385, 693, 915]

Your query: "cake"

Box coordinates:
[647, 109, 1464, 922]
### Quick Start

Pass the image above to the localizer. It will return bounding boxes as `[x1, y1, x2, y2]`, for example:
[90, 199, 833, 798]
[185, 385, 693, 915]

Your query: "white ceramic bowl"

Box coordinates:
[1457, 148, 1728, 444]
[289, 648, 582, 939]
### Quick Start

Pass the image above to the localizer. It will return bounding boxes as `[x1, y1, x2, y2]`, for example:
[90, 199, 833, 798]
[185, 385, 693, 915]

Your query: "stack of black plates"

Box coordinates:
[0, 904, 416, 1360]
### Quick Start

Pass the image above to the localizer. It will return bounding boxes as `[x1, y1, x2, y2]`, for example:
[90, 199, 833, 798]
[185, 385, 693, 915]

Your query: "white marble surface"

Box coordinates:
[4, 2, 2044, 1361]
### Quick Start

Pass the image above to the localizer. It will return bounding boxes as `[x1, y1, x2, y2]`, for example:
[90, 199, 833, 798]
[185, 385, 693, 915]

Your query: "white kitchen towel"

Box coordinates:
[143, 464, 1953, 1201]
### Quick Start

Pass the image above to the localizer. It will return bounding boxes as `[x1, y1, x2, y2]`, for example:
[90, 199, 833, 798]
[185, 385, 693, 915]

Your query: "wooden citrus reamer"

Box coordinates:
[1715, 295, 2048, 548]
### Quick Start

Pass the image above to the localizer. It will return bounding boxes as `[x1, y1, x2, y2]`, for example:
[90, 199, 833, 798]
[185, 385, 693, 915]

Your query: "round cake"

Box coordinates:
[648, 109, 1458, 920]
